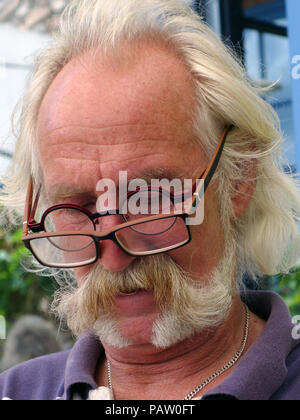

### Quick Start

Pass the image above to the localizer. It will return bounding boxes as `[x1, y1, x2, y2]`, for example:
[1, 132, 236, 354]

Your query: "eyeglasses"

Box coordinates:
[22, 126, 233, 268]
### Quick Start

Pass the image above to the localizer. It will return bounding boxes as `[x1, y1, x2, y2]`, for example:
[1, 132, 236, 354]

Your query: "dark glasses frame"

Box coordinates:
[22, 126, 233, 268]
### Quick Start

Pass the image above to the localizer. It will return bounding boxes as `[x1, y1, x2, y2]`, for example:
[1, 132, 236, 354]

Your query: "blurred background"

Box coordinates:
[0, 0, 299, 371]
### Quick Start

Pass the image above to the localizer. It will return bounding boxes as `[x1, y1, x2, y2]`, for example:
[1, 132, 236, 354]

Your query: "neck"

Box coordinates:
[96, 297, 263, 400]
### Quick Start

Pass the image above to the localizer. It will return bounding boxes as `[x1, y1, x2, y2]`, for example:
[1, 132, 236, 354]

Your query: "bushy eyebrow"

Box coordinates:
[47, 184, 94, 203]
[47, 169, 185, 203]
[128, 168, 185, 184]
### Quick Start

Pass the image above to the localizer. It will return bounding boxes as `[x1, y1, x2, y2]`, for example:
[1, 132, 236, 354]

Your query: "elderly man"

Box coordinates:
[0, 0, 300, 401]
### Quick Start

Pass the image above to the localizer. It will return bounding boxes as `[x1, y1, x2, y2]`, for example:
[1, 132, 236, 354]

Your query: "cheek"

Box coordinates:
[168, 193, 224, 277]
[73, 266, 93, 286]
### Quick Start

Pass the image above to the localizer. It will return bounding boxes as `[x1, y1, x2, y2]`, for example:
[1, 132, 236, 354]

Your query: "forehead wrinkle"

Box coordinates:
[41, 134, 176, 172]
[39, 122, 158, 141]
[54, 150, 171, 167]
[41, 137, 170, 152]
[38, 114, 191, 161]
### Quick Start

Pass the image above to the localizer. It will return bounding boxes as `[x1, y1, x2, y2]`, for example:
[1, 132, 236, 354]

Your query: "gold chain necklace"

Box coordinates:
[107, 304, 250, 400]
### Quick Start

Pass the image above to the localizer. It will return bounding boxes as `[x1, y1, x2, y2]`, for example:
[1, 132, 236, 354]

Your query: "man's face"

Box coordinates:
[37, 44, 225, 346]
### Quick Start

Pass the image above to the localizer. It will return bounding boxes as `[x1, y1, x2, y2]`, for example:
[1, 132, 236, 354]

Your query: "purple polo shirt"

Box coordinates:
[0, 291, 299, 400]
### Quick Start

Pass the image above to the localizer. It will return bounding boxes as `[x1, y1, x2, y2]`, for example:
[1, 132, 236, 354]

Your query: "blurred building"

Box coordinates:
[0, 0, 70, 174]
[0, 0, 299, 174]
[215, 0, 299, 172]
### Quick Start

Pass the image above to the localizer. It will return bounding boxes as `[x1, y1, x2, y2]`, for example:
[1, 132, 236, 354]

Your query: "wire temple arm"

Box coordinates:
[203, 125, 234, 191]
[29, 183, 42, 223]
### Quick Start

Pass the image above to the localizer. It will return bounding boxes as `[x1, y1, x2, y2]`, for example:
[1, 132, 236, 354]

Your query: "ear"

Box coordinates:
[231, 159, 257, 219]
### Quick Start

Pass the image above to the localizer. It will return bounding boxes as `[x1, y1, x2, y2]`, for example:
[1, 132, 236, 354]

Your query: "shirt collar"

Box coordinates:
[61, 291, 299, 400]
[63, 332, 104, 400]
[203, 290, 299, 400]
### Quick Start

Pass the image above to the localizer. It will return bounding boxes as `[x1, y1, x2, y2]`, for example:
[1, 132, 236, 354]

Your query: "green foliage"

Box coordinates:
[276, 267, 300, 317]
[0, 227, 57, 323]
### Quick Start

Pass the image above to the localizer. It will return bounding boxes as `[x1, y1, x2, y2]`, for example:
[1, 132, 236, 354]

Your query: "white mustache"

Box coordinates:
[78, 254, 186, 312]
[52, 242, 236, 348]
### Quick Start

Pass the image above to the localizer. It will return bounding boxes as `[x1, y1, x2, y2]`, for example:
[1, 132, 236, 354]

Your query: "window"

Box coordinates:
[243, 1, 295, 167]
[213, 0, 295, 168]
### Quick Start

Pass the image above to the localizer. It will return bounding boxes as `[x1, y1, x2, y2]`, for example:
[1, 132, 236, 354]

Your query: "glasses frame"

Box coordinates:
[22, 126, 233, 268]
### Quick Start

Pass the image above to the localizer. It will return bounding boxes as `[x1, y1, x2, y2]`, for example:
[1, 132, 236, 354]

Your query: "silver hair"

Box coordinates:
[0, 0, 299, 282]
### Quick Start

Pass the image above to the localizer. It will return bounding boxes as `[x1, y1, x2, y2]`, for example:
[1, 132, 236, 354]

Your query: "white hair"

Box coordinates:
[1, 0, 299, 281]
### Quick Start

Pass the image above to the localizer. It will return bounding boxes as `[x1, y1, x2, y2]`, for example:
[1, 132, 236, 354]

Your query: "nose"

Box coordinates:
[96, 214, 136, 272]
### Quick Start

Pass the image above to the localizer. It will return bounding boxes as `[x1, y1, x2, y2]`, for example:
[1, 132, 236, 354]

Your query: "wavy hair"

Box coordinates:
[1, 0, 299, 281]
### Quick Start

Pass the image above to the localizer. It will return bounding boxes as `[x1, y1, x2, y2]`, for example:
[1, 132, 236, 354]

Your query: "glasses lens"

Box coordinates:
[30, 208, 97, 267]
[29, 235, 97, 268]
[115, 216, 189, 255]
[44, 207, 95, 233]
[121, 189, 176, 234]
